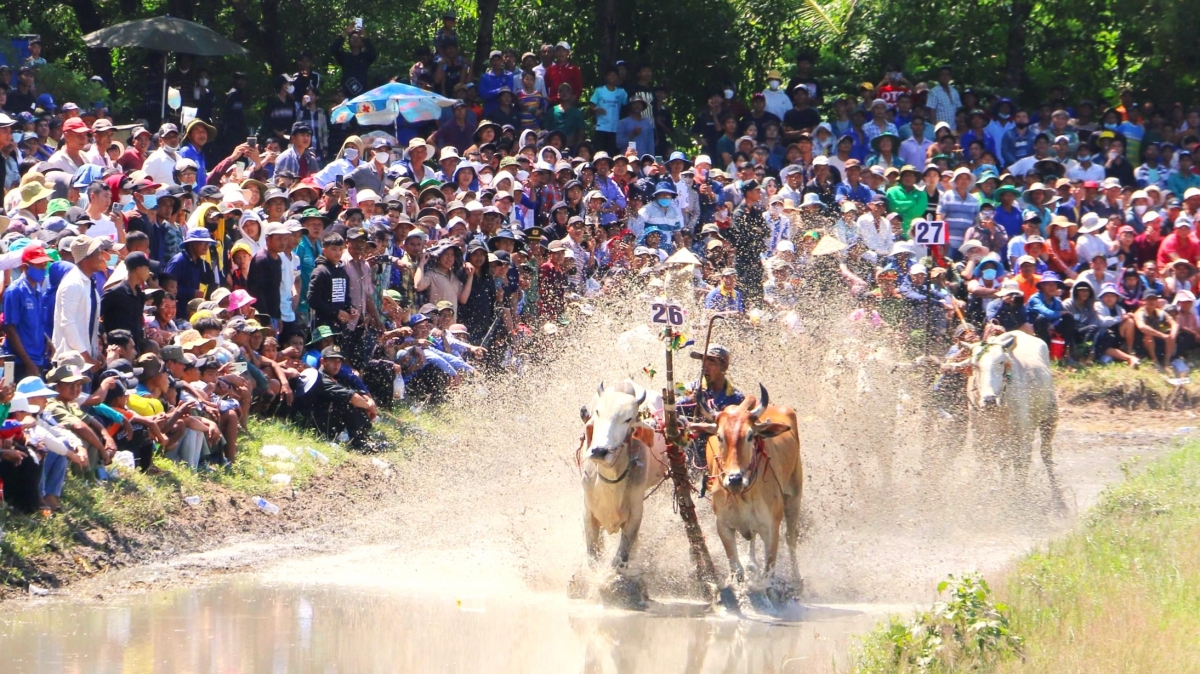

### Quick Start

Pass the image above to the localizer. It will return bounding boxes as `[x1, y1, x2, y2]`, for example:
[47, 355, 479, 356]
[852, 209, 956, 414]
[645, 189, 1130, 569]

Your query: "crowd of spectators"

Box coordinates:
[0, 19, 1199, 516]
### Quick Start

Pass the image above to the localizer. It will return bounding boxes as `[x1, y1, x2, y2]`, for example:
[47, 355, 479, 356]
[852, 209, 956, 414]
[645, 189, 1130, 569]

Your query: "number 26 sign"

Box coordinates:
[912, 220, 948, 246]
[649, 300, 685, 326]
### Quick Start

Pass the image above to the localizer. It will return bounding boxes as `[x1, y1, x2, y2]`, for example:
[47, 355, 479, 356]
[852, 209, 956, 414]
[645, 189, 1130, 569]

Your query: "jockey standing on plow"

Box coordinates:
[678, 344, 745, 484]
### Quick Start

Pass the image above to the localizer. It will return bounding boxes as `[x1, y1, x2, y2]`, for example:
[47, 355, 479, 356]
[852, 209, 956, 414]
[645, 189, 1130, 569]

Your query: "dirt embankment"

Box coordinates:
[0, 456, 398, 601]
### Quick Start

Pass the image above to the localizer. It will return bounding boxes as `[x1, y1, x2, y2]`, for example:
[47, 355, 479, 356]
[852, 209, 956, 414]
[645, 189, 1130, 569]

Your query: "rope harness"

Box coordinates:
[708, 434, 769, 498]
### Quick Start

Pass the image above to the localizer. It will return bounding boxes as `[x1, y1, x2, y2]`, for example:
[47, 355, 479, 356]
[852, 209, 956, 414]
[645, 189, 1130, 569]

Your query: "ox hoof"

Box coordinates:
[599, 575, 649, 611]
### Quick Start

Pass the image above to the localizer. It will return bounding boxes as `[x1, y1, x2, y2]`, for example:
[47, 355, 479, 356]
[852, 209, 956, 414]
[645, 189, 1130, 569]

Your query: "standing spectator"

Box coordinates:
[727, 180, 769, 305]
[938, 167, 982, 253]
[164, 228, 220, 305]
[761, 70, 791, 121]
[296, 92, 329, 159]
[478, 50, 514, 106]
[617, 93, 655, 156]
[220, 72, 249, 143]
[4, 246, 53, 379]
[276, 121, 319, 178]
[549, 84, 586, 150]
[925, 66, 961, 126]
[1001, 110, 1035, 167]
[306, 232, 351, 332]
[589, 68, 627, 154]
[545, 42, 582, 106]
[247, 223, 287, 326]
[101, 252, 151, 349]
[54, 236, 111, 364]
[179, 119, 216, 188]
[330, 23, 376, 97]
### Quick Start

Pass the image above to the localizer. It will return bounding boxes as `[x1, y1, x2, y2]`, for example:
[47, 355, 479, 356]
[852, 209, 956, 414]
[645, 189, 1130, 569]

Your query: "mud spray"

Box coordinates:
[0, 284, 1101, 674]
[343, 283, 1070, 605]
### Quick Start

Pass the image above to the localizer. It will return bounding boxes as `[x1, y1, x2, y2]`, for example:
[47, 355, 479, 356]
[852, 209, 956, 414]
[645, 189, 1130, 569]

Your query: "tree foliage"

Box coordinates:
[2, 0, 1197, 127]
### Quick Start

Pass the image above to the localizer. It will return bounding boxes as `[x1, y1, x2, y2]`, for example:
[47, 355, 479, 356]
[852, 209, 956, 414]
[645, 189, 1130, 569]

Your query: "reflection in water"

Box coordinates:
[0, 581, 884, 673]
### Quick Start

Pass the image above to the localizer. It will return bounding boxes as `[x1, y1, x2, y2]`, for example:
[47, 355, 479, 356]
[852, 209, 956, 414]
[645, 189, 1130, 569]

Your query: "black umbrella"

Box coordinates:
[82, 16, 248, 117]
[82, 16, 248, 56]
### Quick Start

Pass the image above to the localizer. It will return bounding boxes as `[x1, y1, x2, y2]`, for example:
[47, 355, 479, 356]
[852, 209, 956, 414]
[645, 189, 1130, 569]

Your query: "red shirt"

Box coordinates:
[117, 148, 144, 171]
[1131, 233, 1162, 268]
[545, 62, 582, 104]
[1157, 231, 1200, 267]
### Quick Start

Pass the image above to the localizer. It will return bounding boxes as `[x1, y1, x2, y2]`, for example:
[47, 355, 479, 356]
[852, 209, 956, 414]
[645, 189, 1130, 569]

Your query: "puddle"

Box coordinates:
[0, 580, 892, 673]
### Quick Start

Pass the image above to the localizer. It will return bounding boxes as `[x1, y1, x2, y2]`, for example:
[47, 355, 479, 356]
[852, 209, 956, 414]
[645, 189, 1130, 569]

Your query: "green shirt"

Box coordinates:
[886, 185, 929, 236]
[550, 104, 585, 138]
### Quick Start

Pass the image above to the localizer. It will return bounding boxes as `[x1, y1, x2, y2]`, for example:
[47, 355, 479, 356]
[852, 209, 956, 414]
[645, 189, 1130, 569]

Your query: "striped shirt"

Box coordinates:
[937, 190, 981, 251]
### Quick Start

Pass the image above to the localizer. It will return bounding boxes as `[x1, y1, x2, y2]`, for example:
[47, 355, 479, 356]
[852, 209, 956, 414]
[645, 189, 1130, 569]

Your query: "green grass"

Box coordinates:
[0, 418, 348, 586]
[850, 439, 1200, 673]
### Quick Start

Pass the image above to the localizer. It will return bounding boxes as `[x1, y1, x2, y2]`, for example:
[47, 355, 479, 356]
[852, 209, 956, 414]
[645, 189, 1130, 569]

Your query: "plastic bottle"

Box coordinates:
[306, 447, 329, 464]
[253, 497, 281, 515]
[393, 374, 406, 401]
[184, 496, 202, 506]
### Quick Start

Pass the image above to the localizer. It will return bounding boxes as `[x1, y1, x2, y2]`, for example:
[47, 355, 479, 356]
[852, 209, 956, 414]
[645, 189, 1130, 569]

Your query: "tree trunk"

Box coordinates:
[256, 0, 288, 75]
[597, 0, 620, 69]
[473, 0, 501, 80]
[67, 0, 115, 94]
[1005, 0, 1034, 93]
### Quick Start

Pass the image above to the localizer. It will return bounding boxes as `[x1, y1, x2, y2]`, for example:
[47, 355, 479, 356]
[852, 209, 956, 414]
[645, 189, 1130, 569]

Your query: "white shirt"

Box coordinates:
[1066, 161, 1105, 182]
[856, 213, 894, 255]
[87, 213, 119, 241]
[280, 251, 298, 322]
[762, 87, 791, 121]
[143, 148, 181, 187]
[53, 265, 100, 358]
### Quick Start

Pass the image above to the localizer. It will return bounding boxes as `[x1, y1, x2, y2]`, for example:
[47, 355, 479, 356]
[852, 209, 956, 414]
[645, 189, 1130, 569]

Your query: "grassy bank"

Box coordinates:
[0, 418, 348, 589]
[851, 439, 1200, 672]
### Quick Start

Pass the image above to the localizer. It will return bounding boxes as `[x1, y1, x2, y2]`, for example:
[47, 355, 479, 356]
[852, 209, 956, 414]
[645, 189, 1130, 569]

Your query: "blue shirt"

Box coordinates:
[835, 181, 873, 205]
[704, 288, 745, 312]
[3, 275, 48, 366]
[179, 143, 208, 187]
[589, 86, 627, 134]
[164, 250, 218, 305]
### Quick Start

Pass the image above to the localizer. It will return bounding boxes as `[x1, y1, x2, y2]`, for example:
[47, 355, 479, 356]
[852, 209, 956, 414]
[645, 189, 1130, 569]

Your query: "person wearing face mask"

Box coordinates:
[1067, 146, 1106, 183]
[761, 69, 791, 121]
[166, 54, 199, 108]
[312, 135, 363, 188]
[345, 138, 393, 195]
[985, 99, 1016, 158]
[142, 123, 183, 186]
[263, 74, 300, 140]
[965, 252, 1005, 326]
[193, 68, 216, 123]
[638, 182, 685, 249]
[220, 72, 249, 150]
[3, 246, 54, 379]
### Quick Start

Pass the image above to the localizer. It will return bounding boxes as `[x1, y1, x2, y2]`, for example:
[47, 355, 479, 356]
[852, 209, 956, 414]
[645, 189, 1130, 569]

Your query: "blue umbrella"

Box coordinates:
[330, 82, 456, 126]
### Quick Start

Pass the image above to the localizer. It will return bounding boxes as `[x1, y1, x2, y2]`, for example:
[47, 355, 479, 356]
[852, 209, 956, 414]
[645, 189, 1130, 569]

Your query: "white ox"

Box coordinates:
[579, 381, 668, 572]
[970, 330, 1065, 508]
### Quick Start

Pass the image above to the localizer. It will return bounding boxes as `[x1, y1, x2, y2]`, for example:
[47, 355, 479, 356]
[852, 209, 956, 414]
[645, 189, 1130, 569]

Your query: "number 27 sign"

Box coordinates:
[912, 220, 949, 246]
[649, 300, 685, 326]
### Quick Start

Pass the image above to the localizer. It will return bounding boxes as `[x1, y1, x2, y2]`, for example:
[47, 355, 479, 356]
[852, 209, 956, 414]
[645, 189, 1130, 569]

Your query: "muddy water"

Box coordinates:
[0, 580, 893, 673]
[0, 296, 1185, 672]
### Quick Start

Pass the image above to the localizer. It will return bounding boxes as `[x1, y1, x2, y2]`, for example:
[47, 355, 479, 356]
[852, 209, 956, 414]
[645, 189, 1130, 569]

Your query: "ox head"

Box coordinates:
[690, 384, 790, 494]
[971, 333, 1017, 408]
[585, 381, 646, 466]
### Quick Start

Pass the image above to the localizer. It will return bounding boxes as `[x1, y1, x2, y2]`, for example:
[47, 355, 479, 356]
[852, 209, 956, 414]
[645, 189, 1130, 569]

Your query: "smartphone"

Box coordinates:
[247, 136, 257, 150]
[354, 17, 363, 31]
[627, 141, 637, 152]
[335, 174, 344, 188]
[2, 359, 13, 388]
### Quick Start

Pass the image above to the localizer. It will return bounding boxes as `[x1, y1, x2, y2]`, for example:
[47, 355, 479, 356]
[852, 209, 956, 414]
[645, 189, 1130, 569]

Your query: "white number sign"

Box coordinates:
[649, 300, 685, 326]
[912, 220, 948, 246]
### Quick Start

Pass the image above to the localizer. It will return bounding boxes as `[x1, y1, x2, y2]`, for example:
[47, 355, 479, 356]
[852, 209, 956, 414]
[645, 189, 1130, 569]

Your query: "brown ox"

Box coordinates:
[693, 385, 802, 584]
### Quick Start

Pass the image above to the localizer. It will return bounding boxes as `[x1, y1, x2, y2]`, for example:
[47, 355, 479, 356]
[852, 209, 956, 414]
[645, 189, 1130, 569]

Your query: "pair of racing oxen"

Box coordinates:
[576, 330, 1061, 601]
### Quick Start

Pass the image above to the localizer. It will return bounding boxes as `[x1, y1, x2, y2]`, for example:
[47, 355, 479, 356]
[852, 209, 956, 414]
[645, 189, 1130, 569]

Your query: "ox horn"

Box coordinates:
[749, 384, 768, 419]
[597, 382, 605, 396]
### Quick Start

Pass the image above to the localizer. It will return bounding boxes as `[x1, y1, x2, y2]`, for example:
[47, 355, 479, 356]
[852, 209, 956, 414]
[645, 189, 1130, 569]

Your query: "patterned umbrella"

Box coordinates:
[330, 82, 457, 126]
